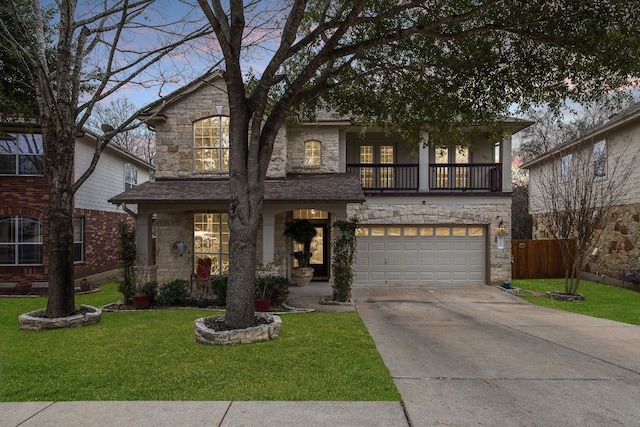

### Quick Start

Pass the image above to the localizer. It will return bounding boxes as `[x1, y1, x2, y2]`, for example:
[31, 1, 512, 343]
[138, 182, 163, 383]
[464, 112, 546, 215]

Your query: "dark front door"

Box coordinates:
[308, 223, 329, 278]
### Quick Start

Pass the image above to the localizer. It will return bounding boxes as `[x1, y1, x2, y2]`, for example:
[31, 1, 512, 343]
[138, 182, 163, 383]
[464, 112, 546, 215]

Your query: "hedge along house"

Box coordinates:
[0, 117, 153, 294]
[110, 72, 531, 287]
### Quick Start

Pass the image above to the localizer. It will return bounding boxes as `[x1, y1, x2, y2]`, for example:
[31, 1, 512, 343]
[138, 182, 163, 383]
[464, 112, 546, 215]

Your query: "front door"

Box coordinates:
[293, 209, 330, 279]
[308, 223, 329, 278]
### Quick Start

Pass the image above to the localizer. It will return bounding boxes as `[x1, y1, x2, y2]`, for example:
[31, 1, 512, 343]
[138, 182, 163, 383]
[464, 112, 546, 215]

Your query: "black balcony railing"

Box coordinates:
[429, 163, 502, 191]
[346, 164, 419, 191]
[346, 163, 502, 192]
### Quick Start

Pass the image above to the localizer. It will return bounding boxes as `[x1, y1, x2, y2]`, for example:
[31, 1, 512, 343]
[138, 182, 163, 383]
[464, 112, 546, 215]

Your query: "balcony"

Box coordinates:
[346, 163, 502, 193]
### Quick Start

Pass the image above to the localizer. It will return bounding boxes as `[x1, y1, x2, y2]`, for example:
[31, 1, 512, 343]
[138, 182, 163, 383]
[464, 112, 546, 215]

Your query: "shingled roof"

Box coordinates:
[109, 173, 366, 205]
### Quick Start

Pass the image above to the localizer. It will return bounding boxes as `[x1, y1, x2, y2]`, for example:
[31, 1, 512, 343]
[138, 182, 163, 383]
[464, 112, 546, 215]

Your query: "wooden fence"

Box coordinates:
[511, 239, 575, 279]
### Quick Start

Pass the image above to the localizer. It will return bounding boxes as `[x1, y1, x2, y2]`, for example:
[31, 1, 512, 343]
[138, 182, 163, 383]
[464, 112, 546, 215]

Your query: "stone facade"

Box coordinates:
[286, 127, 340, 173]
[532, 203, 640, 282]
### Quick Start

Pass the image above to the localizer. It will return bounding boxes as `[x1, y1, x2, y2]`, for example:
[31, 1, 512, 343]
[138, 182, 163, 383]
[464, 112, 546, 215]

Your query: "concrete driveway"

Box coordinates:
[354, 285, 640, 426]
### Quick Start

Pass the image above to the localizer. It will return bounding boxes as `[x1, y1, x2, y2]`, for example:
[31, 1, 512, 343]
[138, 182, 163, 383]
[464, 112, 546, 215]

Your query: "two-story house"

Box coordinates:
[523, 102, 640, 285]
[0, 117, 153, 294]
[110, 72, 530, 288]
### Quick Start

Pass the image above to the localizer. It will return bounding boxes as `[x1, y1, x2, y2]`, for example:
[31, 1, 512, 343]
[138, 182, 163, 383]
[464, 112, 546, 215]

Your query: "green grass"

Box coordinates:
[0, 283, 399, 402]
[513, 278, 640, 326]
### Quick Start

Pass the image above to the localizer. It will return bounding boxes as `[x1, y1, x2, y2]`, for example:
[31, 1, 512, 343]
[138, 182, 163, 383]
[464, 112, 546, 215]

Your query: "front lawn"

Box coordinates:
[513, 278, 640, 326]
[0, 283, 399, 402]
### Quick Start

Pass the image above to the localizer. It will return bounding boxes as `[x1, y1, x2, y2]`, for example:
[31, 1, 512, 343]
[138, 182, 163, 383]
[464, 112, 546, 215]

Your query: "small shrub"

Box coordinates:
[256, 275, 289, 307]
[141, 281, 158, 306]
[157, 279, 189, 306]
[211, 275, 228, 306]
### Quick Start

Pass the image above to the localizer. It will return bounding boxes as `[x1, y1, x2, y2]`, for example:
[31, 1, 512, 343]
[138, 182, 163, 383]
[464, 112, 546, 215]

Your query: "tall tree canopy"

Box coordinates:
[195, 0, 640, 328]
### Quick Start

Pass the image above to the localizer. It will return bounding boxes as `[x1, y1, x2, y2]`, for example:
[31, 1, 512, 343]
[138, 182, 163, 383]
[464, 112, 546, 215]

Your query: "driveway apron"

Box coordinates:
[354, 285, 640, 426]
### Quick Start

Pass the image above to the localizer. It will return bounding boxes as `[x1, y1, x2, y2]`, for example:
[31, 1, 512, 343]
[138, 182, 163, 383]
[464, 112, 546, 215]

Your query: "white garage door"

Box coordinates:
[354, 225, 486, 285]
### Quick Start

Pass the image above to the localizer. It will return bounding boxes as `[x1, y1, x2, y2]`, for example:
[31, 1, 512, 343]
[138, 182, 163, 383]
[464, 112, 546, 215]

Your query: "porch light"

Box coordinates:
[173, 241, 187, 254]
[496, 220, 506, 235]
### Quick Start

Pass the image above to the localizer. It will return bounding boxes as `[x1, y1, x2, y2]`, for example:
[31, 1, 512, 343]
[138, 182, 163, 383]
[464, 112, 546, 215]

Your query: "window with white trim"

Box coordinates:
[560, 154, 572, 182]
[194, 213, 229, 276]
[593, 140, 606, 177]
[304, 140, 322, 165]
[124, 163, 137, 190]
[0, 216, 43, 265]
[0, 133, 44, 175]
[74, 217, 84, 263]
[194, 116, 230, 171]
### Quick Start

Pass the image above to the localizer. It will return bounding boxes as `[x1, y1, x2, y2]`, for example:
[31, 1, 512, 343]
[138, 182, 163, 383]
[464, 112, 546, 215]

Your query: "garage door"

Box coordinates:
[354, 225, 486, 285]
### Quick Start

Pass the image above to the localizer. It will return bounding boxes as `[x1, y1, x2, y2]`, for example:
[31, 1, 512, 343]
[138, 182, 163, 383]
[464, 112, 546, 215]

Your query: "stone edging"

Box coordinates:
[194, 312, 282, 345]
[18, 305, 102, 331]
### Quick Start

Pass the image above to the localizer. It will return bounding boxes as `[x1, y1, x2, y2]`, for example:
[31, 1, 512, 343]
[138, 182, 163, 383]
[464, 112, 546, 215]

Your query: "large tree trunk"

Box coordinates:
[224, 84, 264, 329]
[44, 131, 76, 318]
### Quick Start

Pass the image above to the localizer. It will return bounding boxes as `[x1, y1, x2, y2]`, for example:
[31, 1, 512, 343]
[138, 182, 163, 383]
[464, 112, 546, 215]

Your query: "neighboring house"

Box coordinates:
[0, 117, 153, 293]
[523, 102, 640, 283]
[110, 72, 531, 287]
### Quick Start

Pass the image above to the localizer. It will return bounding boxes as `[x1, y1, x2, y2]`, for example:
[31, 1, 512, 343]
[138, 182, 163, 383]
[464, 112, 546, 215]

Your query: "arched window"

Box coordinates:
[304, 140, 322, 166]
[0, 216, 43, 265]
[193, 116, 230, 171]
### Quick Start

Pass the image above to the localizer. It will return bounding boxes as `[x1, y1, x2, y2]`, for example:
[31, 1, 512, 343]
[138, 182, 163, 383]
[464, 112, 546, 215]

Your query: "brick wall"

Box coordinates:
[73, 208, 133, 281]
[0, 171, 133, 288]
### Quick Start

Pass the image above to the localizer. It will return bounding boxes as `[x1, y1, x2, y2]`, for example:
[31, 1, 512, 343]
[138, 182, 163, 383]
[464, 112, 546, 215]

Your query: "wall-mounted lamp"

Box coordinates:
[173, 241, 187, 255]
[496, 220, 506, 235]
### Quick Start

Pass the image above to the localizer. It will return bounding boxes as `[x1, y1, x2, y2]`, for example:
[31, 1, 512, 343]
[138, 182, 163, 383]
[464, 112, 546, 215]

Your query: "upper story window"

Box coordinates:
[194, 116, 230, 172]
[0, 216, 43, 265]
[304, 140, 322, 165]
[124, 163, 138, 190]
[0, 132, 44, 175]
[358, 144, 395, 188]
[560, 154, 572, 182]
[593, 140, 606, 178]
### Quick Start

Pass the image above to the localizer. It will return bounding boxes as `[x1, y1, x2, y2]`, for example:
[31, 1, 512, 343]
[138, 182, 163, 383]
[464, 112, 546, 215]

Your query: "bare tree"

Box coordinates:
[529, 139, 636, 295]
[88, 97, 156, 165]
[0, 0, 211, 318]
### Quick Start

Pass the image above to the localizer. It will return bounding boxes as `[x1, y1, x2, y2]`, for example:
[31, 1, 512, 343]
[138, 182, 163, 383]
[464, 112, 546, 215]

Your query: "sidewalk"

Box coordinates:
[1, 401, 408, 427]
[1, 283, 408, 427]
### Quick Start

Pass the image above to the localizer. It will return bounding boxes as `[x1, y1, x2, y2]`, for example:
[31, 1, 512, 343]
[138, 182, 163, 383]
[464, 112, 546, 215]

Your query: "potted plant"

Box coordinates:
[255, 275, 290, 311]
[254, 278, 271, 312]
[134, 281, 157, 309]
[284, 219, 317, 287]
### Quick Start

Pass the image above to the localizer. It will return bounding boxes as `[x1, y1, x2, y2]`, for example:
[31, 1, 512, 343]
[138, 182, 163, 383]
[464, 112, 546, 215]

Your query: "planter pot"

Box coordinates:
[133, 294, 151, 310]
[254, 298, 270, 312]
[291, 267, 314, 287]
[196, 298, 209, 308]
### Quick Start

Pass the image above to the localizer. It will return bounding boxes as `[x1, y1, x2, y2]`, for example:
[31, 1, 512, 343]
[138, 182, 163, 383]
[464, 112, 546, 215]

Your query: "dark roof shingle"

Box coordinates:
[109, 173, 366, 205]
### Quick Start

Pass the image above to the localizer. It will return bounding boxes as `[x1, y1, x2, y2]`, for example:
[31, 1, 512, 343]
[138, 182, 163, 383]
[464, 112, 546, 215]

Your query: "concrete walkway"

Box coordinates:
[4, 283, 640, 426]
[353, 284, 640, 426]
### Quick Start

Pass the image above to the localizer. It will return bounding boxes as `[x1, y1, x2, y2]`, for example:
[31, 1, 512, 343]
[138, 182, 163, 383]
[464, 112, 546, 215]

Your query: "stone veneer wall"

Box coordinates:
[154, 212, 195, 285]
[347, 199, 512, 284]
[533, 203, 640, 282]
[153, 78, 288, 179]
[286, 127, 340, 173]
